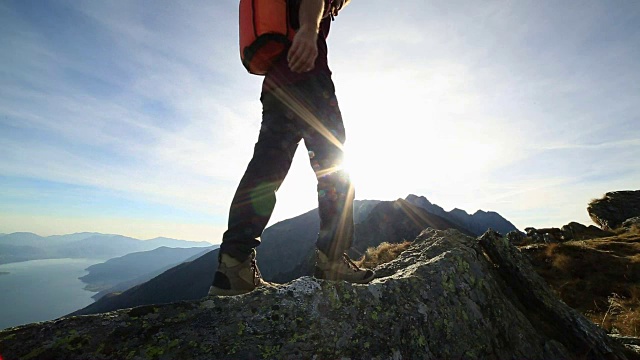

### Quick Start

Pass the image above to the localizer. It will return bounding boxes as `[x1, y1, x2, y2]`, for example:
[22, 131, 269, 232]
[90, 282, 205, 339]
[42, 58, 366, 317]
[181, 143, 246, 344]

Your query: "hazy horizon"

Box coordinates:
[0, 194, 517, 242]
[0, 230, 210, 243]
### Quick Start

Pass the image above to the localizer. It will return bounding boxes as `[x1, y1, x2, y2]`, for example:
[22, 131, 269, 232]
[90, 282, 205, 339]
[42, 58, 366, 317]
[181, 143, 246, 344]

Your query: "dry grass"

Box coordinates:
[357, 241, 412, 269]
[588, 291, 640, 337]
[357, 228, 640, 336]
[613, 224, 640, 234]
[524, 230, 640, 336]
[543, 243, 559, 257]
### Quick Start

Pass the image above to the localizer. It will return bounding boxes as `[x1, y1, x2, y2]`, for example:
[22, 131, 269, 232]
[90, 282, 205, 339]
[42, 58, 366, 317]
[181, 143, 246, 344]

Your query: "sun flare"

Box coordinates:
[338, 70, 504, 200]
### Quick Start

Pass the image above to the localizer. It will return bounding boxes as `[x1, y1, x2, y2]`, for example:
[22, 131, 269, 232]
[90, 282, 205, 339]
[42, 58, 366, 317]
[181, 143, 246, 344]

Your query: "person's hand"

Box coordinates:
[287, 25, 319, 73]
[330, 0, 350, 17]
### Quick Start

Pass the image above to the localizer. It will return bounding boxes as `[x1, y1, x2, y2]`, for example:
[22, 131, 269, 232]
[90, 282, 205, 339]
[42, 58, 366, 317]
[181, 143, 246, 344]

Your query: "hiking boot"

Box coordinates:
[314, 250, 375, 284]
[208, 250, 270, 296]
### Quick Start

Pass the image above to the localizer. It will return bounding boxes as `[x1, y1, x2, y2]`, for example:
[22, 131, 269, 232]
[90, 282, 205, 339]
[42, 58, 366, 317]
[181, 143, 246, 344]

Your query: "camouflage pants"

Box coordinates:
[220, 77, 354, 261]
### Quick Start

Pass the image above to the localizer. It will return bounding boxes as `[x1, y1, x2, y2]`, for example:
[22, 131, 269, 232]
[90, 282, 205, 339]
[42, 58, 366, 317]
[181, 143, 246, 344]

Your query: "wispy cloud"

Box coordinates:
[0, 1, 263, 221]
[1, 0, 639, 240]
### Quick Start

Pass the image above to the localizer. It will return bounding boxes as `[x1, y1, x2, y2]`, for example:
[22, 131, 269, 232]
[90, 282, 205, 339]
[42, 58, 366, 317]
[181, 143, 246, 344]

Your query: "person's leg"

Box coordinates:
[219, 93, 302, 261]
[211, 92, 301, 295]
[294, 78, 374, 283]
[300, 87, 354, 260]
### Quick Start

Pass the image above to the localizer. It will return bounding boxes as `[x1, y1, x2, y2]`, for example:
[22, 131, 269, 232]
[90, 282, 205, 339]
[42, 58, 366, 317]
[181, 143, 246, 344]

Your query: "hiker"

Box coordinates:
[209, 0, 375, 296]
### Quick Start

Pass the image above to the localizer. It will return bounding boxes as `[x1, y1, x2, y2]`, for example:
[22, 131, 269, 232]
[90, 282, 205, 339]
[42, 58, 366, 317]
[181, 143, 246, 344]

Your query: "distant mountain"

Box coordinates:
[46, 232, 107, 244]
[54, 235, 209, 260]
[405, 194, 519, 235]
[0, 244, 49, 265]
[0, 233, 97, 264]
[353, 199, 472, 253]
[240, 199, 384, 281]
[143, 237, 212, 248]
[55, 235, 151, 260]
[70, 199, 469, 316]
[353, 199, 382, 223]
[87, 244, 215, 300]
[0, 232, 49, 247]
[256, 208, 319, 280]
[271, 198, 470, 283]
[90, 262, 202, 301]
[70, 249, 219, 315]
[80, 246, 216, 293]
[0, 232, 211, 264]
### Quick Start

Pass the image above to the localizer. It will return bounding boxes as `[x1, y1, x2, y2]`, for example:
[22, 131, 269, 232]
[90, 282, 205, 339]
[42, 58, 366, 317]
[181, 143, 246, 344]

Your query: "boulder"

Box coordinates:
[506, 230, 525, 245]
[524, 227, 563, 243]
[588, 190, 640, 230]
[0, 229, 632, 360]
[560, 221, 613, 240]
[522, 223, 612, 243]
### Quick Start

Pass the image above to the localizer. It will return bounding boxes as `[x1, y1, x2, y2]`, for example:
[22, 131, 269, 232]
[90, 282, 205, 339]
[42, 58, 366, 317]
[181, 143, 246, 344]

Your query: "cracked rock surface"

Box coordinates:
[0, 229, 632, 359]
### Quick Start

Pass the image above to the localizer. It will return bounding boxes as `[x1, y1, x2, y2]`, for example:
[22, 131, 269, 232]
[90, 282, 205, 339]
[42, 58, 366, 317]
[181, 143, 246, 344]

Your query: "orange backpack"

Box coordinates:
[239, 0, 296, 75]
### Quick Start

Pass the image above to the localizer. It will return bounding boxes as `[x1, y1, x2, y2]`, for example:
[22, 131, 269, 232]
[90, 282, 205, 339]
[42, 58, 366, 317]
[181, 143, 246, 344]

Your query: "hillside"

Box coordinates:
[80, 246, 214, 293]
[0, 229, 634, 359]
[521, 190, 640, 337]
[524, 229, 640, 337]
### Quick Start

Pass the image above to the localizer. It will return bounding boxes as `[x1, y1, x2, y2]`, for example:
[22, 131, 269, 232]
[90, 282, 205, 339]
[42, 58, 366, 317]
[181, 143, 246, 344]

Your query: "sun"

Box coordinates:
[337, 70, 503, 200]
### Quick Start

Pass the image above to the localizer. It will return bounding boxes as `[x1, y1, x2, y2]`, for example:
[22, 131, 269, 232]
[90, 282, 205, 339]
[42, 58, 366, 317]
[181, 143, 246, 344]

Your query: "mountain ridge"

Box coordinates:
[80, 246, 216, 294]
[405, 194, 519, 235]
[0, 232, 210, 265]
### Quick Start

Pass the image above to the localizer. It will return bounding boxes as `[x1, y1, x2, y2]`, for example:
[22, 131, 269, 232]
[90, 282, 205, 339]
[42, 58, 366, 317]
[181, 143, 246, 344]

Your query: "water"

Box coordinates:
[0, 258, 99, 330]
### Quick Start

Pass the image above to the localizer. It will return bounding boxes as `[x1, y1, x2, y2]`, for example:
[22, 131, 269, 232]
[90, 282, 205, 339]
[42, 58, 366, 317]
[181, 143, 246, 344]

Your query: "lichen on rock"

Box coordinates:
[0, 229, 633, 359]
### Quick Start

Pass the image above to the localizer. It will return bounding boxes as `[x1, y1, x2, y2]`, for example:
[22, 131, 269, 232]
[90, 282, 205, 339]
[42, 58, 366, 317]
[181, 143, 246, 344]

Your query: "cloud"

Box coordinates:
[0, 0, 268, 220]
[1, 0, 639, 239]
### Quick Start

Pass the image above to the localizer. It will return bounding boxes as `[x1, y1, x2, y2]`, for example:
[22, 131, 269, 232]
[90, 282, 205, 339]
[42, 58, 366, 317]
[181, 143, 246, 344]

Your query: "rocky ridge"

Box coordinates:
[0, 229, 632, 360]
[405, 194, 519, 235]
[518, 221, 613, 244]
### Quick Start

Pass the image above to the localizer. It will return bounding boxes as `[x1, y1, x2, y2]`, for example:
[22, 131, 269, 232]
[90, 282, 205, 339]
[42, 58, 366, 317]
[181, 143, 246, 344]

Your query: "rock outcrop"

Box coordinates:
[0, 229, 632, 360]
[505, 230, 526, 244]
[524, 222, 612, 243]
[525, 226, 565, 243]
[560, 221, 614, 240]
[588, 190, 640, 230]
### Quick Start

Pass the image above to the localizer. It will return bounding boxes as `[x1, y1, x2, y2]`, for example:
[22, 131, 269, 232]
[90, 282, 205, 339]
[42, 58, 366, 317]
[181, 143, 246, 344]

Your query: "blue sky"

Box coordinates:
[1, 0, 639, 243]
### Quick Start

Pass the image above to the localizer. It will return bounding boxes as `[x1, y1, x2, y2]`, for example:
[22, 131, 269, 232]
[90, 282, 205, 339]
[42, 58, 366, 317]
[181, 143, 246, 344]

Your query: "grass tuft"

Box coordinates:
[357, 241, 412, 269]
